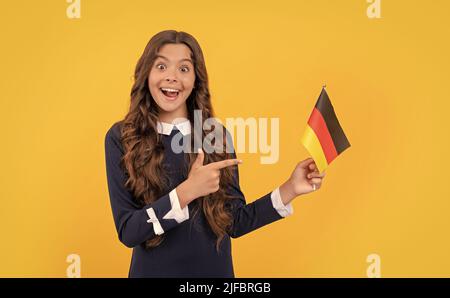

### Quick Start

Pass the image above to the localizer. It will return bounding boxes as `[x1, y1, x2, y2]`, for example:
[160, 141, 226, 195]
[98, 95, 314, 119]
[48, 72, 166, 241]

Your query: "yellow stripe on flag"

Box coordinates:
[301, 125, 328, 173]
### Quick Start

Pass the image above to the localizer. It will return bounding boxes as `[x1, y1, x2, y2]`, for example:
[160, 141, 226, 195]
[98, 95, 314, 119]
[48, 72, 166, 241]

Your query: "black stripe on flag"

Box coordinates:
[314, 88, 351, 154]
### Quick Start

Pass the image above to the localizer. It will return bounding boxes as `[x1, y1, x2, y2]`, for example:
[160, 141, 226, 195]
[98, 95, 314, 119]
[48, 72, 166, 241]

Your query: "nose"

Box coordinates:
[165, 77, 177, 83]
[164, 68, 178, 83]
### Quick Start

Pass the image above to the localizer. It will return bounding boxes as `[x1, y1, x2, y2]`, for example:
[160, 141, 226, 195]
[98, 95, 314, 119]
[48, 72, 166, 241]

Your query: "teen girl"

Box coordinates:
[105, 30, 325, 277]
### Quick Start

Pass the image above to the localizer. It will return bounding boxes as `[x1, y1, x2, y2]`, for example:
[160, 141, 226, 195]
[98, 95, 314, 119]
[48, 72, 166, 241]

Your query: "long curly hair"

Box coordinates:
[119, 30, 237, 252]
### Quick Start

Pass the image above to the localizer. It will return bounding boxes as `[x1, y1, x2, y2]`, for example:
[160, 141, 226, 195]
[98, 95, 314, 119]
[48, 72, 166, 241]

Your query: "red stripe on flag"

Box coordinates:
[307, 108, 339, 163]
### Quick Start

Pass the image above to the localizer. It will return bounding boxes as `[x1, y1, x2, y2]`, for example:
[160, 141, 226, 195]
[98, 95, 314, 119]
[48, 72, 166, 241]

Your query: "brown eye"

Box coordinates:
[180, 66, 189, 72]
[156, 64, 166, 70]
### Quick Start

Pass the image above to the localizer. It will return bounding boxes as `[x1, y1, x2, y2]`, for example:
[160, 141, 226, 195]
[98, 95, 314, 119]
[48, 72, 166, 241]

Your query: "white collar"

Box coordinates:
[156, 119, 191, 136]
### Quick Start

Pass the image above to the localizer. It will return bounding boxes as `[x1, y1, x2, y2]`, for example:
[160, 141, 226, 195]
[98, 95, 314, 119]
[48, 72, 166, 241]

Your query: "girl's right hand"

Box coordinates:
[176, 149, 242, 208]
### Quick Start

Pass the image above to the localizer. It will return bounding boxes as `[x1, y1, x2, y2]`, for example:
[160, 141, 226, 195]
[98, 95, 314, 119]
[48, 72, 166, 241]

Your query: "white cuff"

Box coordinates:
[271, 187, 294, 217]
[163, 188, 190, 223]
[146, 207, 164, 235]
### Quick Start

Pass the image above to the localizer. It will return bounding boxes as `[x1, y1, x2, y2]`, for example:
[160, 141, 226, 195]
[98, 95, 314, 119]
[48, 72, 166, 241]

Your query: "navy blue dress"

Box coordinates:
[104, 121, 285, 277]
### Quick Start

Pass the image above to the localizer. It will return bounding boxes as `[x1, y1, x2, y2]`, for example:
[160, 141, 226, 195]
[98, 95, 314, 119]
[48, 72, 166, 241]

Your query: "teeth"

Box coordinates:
[161, 88, 179, 92]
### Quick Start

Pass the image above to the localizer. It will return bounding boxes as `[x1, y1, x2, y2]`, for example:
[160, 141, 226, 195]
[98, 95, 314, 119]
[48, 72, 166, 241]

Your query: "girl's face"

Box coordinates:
[148, 43, 196, 121]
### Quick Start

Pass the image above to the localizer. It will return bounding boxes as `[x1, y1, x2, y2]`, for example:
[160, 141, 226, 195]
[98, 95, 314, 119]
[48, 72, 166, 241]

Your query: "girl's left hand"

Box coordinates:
[280, 158, 326, 202]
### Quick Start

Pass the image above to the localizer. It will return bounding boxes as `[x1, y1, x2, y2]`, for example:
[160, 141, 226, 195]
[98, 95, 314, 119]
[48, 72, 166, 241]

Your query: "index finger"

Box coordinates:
[207, 159, 243, 170]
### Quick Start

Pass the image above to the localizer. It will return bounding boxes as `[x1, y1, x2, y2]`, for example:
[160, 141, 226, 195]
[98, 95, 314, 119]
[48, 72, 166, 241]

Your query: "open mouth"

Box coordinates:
[160, 87, 180, 100]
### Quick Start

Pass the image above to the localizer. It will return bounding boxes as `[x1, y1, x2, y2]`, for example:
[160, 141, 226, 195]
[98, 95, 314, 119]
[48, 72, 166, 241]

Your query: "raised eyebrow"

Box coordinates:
[155, 55, 193, 65]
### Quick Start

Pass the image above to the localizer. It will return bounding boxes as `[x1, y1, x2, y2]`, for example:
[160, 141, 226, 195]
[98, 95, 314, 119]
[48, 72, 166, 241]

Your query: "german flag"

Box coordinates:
[301, 87, 350, 173]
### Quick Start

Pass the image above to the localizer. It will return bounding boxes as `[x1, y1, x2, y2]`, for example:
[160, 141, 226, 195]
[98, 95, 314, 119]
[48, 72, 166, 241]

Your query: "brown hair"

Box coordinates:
[120, 30, 237, 251]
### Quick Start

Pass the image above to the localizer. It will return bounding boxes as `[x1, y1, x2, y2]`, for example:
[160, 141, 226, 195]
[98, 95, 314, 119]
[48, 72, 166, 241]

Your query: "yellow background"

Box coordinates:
[1, 0, 449, 277]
